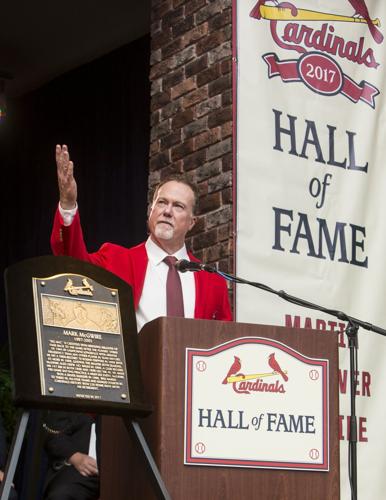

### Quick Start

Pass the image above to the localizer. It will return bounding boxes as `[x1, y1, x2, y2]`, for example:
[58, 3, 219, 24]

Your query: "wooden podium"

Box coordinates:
[100, 317, 339, 500]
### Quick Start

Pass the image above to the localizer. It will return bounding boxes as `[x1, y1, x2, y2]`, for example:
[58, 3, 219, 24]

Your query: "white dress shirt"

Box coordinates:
[136, 237, 195, 331]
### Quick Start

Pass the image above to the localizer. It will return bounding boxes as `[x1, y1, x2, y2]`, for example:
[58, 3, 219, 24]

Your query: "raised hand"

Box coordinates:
[56, 144, 77, 210]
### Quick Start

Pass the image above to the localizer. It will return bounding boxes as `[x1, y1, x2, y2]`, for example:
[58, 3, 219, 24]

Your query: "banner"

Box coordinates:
[235, 0, 386, 498]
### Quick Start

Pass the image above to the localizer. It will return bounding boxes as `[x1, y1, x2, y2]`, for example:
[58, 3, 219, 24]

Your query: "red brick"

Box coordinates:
[222, 88, 232, 105]
[183, 117, 208, 139]
[197, 63, 221, 87]
[152, 27, 173, 51]
[185, 54, 208, 78]
[160, 130, 182, 150]
[183, 149, 207, 171]
[150, 140, 160, 157]
[208, 9, 232, 31]
[222, 187, 233, 205]
[150, 57, 176, 79]
[194, 159, 222, 181]
[207, 105, 232, 128]
[220, 57, 232, 74]
[174, 45, 196, 68]
[163, 68, 185, 89]
[171, 108, 194, 129]
[195, 2, 222, 24]
[194, 128, 221, 150]
[149, 151, 171, 171]
[163, 6, 184, 27]
[208, 73, 232, 97]
[171, 139, 194, 161]
[196, 30, 229, 56]
[162, 38, 185, 59]
[172, 15, 195, 38]
[207, 137, 232, 160]
[151, 110, 160, 127]
[185, 0, 207, 17]
[161, 99, 183, 120]
[218, 221, 231, 240]
[183, 23, 209, 46]
[188, 215, 206, 236]
[208, 172, 232, 193]
[198, 192, 221, 213]
[151, 90, 171, 112]
[171, 77, 196, 99]
[151, 0, 173, 22]
[221, 121, 232, 139]
[222, 152, 233, 172]
[193, 228, 218, 250]
[197, 181, 208, 197]
[182, 87, 209, 108]
[160, 161, 184, 178]
[151, 119, 171, 141]
[196, 95, 221, 117]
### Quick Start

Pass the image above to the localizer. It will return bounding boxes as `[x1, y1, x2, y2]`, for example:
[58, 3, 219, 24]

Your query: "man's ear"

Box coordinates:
[189, 216, 197, 231]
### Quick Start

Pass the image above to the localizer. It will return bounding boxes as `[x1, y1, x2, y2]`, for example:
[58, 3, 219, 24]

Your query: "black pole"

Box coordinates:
[346, 323, 359, 500]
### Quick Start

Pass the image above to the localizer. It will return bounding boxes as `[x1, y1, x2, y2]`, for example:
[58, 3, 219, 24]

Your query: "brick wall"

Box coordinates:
[149, 0, 233, 273]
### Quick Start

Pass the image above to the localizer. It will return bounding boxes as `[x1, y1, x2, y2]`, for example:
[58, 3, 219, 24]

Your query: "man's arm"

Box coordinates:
[43, 412, 98, 477]
[51, 145, 92, 261]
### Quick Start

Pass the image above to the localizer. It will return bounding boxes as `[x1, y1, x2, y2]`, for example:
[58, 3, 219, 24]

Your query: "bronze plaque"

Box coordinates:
[32, 273, 130, 404]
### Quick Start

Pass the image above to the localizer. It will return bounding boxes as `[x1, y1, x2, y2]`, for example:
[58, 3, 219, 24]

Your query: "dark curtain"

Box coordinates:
[0, 35, 150, 343]
[0, 35, 150, 498]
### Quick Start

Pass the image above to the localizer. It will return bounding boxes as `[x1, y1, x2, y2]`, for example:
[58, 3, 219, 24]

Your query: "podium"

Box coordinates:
[100, 317, 339, 499]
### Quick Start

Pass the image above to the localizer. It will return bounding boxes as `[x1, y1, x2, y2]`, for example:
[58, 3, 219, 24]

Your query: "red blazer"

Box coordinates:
[51, 209, 232, 321]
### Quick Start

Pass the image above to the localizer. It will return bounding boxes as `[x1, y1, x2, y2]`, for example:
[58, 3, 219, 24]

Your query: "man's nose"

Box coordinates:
[163, 203, 173, 216]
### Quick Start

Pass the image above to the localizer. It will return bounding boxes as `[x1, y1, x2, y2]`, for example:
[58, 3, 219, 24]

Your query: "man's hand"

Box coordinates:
[56, 144, 77, 210]
[0, 470, 4, 482]
[68, 452, 99, 477]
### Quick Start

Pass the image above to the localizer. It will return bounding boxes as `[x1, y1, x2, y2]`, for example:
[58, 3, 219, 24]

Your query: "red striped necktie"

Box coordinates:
[163, 256, 185, 317]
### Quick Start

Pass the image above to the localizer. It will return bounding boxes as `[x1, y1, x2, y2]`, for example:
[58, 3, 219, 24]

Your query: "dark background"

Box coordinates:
[0, 35, 151, 344]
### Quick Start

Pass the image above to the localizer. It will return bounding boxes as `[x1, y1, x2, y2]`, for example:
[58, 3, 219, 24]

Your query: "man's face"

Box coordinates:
[148, 181, 197, 252]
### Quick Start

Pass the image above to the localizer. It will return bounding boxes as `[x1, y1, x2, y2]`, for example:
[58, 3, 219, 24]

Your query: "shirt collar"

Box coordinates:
[145, 237, 189, 266]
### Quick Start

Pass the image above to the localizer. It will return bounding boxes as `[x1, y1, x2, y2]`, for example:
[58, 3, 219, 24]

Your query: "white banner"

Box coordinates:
[235, 0, 386, 498]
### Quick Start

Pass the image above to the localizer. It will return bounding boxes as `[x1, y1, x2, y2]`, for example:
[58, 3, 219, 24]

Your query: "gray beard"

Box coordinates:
[154, 224, 174, 240]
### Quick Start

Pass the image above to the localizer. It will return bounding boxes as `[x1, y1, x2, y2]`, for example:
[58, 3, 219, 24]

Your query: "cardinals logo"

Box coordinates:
[249, 0, 382, 108]
[222, 353, 288, 394]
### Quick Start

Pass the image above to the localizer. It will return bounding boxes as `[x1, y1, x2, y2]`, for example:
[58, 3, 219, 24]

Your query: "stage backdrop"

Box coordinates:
[235, 0, 386, 498]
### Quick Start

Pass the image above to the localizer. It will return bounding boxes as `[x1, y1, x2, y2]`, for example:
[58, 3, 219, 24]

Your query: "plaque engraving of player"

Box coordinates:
[33, 273, 130, 403]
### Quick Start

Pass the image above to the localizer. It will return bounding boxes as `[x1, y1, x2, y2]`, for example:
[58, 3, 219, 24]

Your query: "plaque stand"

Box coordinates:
[3, 256, 171, 500]
[0, 411, 29, 500]
[0, 412, 171, 500]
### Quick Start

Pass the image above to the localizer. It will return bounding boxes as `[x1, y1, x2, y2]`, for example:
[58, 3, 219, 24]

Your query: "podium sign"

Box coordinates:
[185, 337, 329, 471]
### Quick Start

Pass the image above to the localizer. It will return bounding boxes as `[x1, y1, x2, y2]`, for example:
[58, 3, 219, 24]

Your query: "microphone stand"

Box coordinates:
[207, 266, 386, 500]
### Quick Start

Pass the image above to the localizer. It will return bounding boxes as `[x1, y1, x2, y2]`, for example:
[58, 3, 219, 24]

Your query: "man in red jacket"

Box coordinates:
[51, 144, 232, 330]
[47, 144, 232, 499]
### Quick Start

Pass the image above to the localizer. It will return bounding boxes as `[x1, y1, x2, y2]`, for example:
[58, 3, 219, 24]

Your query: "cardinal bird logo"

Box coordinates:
[250, 0, 383, 44]
[348, 0, 383, 43]
[222, 356, 241, 384]
[268, 353, 289, 381]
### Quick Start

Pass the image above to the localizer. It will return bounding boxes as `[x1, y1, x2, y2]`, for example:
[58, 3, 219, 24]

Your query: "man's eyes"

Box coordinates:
[157, 200, 185, 210]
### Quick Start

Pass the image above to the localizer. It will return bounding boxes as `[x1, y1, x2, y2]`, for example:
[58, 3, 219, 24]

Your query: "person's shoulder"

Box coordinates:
[99, 241, 146, 256]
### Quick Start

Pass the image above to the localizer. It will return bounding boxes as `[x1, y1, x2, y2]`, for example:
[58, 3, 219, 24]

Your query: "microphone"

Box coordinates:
[174, 259, 216, 273]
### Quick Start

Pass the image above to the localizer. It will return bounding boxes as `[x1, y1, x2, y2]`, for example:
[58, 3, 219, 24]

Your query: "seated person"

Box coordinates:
[42, 411, 99, 500]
